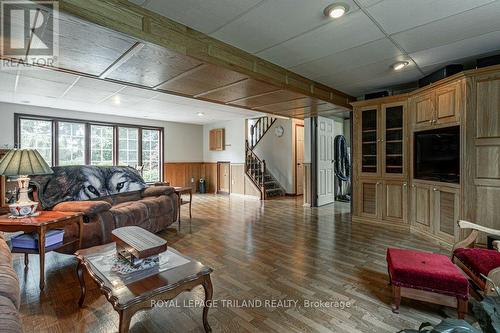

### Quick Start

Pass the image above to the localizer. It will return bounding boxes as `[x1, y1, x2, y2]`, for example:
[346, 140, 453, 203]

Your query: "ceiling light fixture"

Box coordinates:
[112, 95, 121, 105]
[197, 112, 205, 117]
[392, 61, 409, 71]
[324, 3, 349, 19]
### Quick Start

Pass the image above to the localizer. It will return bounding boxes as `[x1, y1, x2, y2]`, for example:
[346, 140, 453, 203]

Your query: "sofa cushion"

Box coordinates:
[142, 186, 174, 198]
[110, 190, 143, 206]
[139, 196, 175, 233]
[0, 296, 22, 333]
[0, 269, 20, 310]
[52, 200, 112, 215]
[454, 248, 500, 279]
[110, 201, 149, 229]
[387, 248, 468, 299]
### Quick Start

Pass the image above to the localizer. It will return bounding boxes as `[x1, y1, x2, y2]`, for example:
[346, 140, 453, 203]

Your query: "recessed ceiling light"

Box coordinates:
[197, 112, 205, 117]
[324, 3, 349, 19]
[112, 95, 121, 105]
[392, 61, 409, 71]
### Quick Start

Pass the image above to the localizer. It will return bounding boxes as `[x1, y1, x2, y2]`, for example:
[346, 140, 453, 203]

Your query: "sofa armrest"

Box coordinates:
[142, 185, 174, 197]
[52, 201, 112, 215]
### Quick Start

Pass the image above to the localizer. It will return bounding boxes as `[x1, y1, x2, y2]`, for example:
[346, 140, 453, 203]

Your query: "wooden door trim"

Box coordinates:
[217, 161, 231, 195]
[294, 123, 305, 196]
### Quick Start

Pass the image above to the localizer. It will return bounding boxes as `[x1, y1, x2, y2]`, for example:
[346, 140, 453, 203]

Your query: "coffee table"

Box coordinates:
[76, 242, 213, 333]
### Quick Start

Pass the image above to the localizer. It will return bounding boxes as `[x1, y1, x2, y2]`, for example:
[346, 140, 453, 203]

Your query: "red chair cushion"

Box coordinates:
[387, 248, 468, 299]
[454, 248, 500, 279]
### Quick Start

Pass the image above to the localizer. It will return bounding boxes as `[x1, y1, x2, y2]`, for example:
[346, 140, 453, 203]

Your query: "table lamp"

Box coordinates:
[0, 149, 53, 217]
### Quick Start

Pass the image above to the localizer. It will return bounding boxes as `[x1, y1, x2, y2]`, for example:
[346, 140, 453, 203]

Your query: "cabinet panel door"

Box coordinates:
[435, 82, 461, 125]
[359, 179, 380, 219]
[434, 186, 459, 243]
[411, 183, 432, 232]
[383, 180, 408, 224]
[382, 102, 406, 178]
[359, 107, 380, 177]
[413, 93, 435, 130]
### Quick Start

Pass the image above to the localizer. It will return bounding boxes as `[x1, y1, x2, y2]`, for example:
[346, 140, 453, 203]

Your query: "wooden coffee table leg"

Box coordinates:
[38, 226, 46, 291]
[392, 285, 401, 314]
[118, 309, 133, 333]
[77, 261, 86, 307]
[202, 275, 213, 333]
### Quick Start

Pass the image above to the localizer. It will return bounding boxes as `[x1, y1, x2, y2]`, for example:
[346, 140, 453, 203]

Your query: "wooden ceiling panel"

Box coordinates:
[51, 14, 137, 76]
[199, 78, 278, 103]
[156, 63, 248, 96]
[229, 90, 305, 108]
[107, 43, 203, 87]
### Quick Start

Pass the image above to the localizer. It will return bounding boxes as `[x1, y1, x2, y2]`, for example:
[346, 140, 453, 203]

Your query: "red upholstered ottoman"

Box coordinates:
[387, 248, 468, 318]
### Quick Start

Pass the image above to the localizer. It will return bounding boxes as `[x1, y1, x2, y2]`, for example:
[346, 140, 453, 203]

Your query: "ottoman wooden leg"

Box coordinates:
[457, 298, 467, 319]
[392, 285, 401, 313]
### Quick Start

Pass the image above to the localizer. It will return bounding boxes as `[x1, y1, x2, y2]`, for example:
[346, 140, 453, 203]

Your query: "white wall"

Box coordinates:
[0, 102, 204, 162]
[203, 119, 246, 163]
[304, 117, 311, 163]
[254, 118, 305, 193]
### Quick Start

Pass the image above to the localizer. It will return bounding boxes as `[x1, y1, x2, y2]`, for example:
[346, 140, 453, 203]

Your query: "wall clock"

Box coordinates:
[275, 125, 284, 137]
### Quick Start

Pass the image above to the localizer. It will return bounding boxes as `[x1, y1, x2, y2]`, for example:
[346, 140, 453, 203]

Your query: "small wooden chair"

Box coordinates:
[452, 220, 500, 296]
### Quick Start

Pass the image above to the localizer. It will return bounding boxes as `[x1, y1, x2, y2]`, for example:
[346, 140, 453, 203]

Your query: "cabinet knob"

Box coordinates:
[429, 120, 433, 124]
[411, 184, 416, 188]
[376, 182, 381, 185]
[403, 183, 407, 187]
[433, 187, 438, 191]
[381, 139, 385, 142]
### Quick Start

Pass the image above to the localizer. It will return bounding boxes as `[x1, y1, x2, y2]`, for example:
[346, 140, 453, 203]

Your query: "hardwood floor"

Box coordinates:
[16, 194, 454, 333]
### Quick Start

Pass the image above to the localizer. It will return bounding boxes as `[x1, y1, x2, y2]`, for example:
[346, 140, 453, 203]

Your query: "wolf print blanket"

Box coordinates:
[31, 165, 147, 209]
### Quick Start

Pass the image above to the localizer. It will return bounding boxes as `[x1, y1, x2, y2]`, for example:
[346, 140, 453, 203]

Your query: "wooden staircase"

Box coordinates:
[245, 116, 285, 199]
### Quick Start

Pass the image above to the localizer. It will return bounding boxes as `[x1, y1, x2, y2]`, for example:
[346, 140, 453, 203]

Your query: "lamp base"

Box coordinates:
[9, 201, 39, 217]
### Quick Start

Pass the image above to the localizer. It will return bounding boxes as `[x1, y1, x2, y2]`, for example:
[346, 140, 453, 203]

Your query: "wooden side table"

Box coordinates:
[0, 211, 84, 290]
[174, 186, 192, 227]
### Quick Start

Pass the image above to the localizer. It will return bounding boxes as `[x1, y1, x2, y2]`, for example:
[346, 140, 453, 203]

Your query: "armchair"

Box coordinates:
[452, 220, 500, 296]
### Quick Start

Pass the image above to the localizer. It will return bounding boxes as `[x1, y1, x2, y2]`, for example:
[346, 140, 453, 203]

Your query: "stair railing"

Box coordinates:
[248, 116, 277, 150]
[245, 140, 267, 199]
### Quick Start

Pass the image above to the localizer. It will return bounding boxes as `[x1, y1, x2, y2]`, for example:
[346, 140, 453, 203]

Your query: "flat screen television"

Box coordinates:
[414, 126, 460, 184]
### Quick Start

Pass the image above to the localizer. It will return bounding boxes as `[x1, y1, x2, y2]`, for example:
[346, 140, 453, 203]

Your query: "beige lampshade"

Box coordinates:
[0, 149, 53, 176]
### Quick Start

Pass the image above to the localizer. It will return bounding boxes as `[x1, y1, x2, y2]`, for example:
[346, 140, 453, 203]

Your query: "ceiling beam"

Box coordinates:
[193, 78, 249, 98]
[152, 63, 208, 90]
[58, 0, 354, 108]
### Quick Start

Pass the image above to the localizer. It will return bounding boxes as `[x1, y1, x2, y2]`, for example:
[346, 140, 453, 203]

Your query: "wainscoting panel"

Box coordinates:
[164, 163, 217, 193]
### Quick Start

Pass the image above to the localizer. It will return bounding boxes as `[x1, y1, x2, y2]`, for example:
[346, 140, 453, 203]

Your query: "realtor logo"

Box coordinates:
[1, 0, 59, 69]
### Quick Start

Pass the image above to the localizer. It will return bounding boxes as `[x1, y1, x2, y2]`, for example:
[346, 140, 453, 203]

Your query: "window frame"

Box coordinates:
[14, 113, 164, 182]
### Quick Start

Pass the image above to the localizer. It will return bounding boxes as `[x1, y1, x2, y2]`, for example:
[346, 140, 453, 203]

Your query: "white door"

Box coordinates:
[296, 125, 304, 195]
[317, 116, 335, 206]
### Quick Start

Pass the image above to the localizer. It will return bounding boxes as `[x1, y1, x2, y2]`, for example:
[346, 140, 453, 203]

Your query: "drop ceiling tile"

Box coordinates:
[367, 0, 495, 34]
[120, 86, 159, 99]
[317, 56, 422, 96]
[411, 30, 500, 68]
[107, 43, 202, 87]
[99, 93, 148, 107]
[20, 68, 78, 84]
[357, 0, 384, 8]
[256, 10, 384, 68]
[0, 71, 17, 92]
[290, 38, 401, 80]
[50, 14, 137, 76]
[142, 0, 263, 34]
[17, 76, 71, 98]
[392, 1, 500, 53]
[211, 0, 359, 54]
[74, 77, 124, 93]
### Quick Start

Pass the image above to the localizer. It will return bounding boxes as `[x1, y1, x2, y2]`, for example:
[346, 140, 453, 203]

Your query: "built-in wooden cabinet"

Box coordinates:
[358, 179, 381, 219]
[209, 128, 225, 151]
[382, 180, 408, 224]
[410, 180, 459, 244]
[353, 96, 408, 226]
[410, 80, 462, 131]
[352, 65, 500, 247]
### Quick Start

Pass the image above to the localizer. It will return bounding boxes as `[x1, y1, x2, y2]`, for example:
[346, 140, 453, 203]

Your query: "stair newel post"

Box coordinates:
[261, 160, 266, 200]
[250, 125, 255, 148]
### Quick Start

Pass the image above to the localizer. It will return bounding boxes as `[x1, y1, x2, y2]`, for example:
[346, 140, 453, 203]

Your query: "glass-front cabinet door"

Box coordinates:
[360, 107, 379, 176]
[382, 102, 406, 178]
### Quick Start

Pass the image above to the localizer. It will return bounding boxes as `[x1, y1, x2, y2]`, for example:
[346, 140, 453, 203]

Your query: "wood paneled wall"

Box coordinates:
[164, 163, 217, 193]
[164, 162, 260, 198]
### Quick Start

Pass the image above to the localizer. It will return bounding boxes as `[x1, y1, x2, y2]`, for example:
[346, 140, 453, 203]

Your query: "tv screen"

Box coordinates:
[414, 126, 460, 184]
